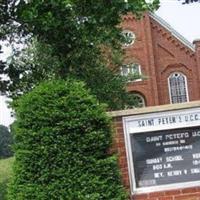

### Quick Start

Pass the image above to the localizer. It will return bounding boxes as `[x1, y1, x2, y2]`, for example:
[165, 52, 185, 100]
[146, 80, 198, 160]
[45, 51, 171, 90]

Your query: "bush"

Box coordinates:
[8, 79, 127, 200]
[0, 125, 13, 158]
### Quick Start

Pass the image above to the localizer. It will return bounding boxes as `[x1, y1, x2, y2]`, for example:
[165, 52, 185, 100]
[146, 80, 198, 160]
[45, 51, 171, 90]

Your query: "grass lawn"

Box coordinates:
[0, 157, 14, 200]
[0, 157, 14, 181]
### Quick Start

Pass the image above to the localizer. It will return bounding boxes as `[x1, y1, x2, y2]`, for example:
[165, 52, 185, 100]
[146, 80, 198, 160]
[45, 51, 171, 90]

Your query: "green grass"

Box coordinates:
[0, 157, 14, 181]
[0, 157, 14, 200]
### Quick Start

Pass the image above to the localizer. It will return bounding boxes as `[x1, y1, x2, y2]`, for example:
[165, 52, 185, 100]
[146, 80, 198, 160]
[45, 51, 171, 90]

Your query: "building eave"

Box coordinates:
[149, 12, 195, 52]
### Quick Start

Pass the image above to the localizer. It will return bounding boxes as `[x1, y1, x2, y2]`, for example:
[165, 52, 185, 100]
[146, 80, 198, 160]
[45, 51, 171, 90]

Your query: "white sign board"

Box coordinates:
[123, 107, 200, 194]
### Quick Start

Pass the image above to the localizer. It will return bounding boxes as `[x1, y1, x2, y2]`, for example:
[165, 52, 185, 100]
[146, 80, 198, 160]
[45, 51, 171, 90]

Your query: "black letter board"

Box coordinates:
[131, 126, 200, 188]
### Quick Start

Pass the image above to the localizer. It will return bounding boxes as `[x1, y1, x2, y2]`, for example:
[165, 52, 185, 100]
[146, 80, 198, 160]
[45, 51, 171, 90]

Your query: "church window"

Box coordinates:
[122, 30, 136, 47]
[126, 93, 146, 109]
[121, 63, 142, 81]
[168, 72, 189, 104]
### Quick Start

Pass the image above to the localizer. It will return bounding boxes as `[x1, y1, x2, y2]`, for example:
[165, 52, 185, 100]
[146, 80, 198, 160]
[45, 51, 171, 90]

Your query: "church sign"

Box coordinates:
[123, 107, 200, 194]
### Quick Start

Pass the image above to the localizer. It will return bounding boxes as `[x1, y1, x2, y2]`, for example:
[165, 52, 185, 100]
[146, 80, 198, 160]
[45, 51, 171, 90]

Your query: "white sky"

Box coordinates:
[156, 0, 200, 43]
[0, 96, 13, 127]
[1, 0, 200, 127]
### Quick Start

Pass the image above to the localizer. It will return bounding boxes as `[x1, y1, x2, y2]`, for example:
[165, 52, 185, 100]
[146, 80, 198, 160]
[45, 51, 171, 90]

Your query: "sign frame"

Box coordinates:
[123, 107, 200, 194]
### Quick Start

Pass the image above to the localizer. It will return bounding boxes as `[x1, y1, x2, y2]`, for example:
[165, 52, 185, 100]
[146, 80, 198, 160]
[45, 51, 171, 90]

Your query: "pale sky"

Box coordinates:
[156, 0, 200, 43]
[1, 0, 200, 127]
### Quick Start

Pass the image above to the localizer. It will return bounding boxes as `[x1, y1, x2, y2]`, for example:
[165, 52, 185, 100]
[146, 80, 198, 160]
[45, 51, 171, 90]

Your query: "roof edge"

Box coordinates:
[149, 12, 195, 52]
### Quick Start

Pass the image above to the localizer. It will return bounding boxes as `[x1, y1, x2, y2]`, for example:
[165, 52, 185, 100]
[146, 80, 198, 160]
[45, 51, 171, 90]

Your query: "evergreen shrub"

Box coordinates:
[8, 79, 127, 200]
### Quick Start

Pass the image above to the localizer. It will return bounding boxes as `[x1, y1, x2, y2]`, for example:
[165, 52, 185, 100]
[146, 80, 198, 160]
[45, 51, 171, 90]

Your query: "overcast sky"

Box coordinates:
[1, 0, 200, 127]
[156, 0, 200, 43]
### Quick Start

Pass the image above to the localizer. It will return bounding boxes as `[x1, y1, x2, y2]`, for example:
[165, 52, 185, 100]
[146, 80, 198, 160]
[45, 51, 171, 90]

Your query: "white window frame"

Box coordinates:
[128, 93, 146, 109]
[133, 93, 146, 108]
[168, 72, 189, 104]
[121, 63, 142, 82]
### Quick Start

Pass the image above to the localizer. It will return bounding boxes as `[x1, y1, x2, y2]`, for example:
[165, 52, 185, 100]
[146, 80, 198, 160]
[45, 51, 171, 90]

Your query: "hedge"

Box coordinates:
[8, 79, 127, 200]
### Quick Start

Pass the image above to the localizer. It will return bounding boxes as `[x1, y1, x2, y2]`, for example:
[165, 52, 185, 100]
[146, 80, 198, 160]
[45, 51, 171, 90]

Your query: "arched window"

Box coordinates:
[126, 93, 146, 109]
[168, 72, 189, 104]
[121, 63, 142, 81]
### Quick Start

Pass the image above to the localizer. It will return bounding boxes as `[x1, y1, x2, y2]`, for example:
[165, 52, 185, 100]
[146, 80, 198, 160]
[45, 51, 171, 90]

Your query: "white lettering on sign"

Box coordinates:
[192, 131, 200, 137]
[192, 153, 200, 159]
[191, 168, 200, 174]
[146, 157, 162, 164]
[193, 160, 200, 166]
[154, 172, 164, 178]
[164, 163, 172, 169]
[167, 170, 182, 176]
[162, 140, 179, 146]
[165, 132, 189, 140]
[164, 145, 193, 152]
[146, 135, 163, 143]
[153, 164, 162, 170]
[152, 163, 172, 170]
[166, 155, 184, 162]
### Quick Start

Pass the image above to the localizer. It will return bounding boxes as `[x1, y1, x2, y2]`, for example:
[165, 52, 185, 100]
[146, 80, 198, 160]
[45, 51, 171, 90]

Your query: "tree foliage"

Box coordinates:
[0, 125, 13, 159]
[0, 0, 15, 39]
[8, 79, 127, 200]
[0, 0, 22, 93]
[0, 0, 159, 110]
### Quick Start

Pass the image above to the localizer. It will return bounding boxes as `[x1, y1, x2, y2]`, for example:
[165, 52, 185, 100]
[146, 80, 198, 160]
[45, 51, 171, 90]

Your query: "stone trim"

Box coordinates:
[108, 101, 200, 117]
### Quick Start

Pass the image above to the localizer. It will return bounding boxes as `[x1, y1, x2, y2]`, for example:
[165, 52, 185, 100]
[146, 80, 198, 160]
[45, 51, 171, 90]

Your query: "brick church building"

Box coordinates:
[121, 12, 200, 108]
[112, 12, 200, 200]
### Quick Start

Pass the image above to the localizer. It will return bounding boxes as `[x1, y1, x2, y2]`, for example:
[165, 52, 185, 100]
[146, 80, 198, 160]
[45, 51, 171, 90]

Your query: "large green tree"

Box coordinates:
[0, 0, 159, 110]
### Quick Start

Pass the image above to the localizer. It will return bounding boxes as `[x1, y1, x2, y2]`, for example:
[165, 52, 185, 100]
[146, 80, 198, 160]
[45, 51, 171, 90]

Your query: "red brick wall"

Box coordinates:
[112, 117, 130, 189]
[122, 14, 159, 106]
[134, 188, 200, 200]
[112, 115, 200, 200]
[121, 13, 200, 106]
